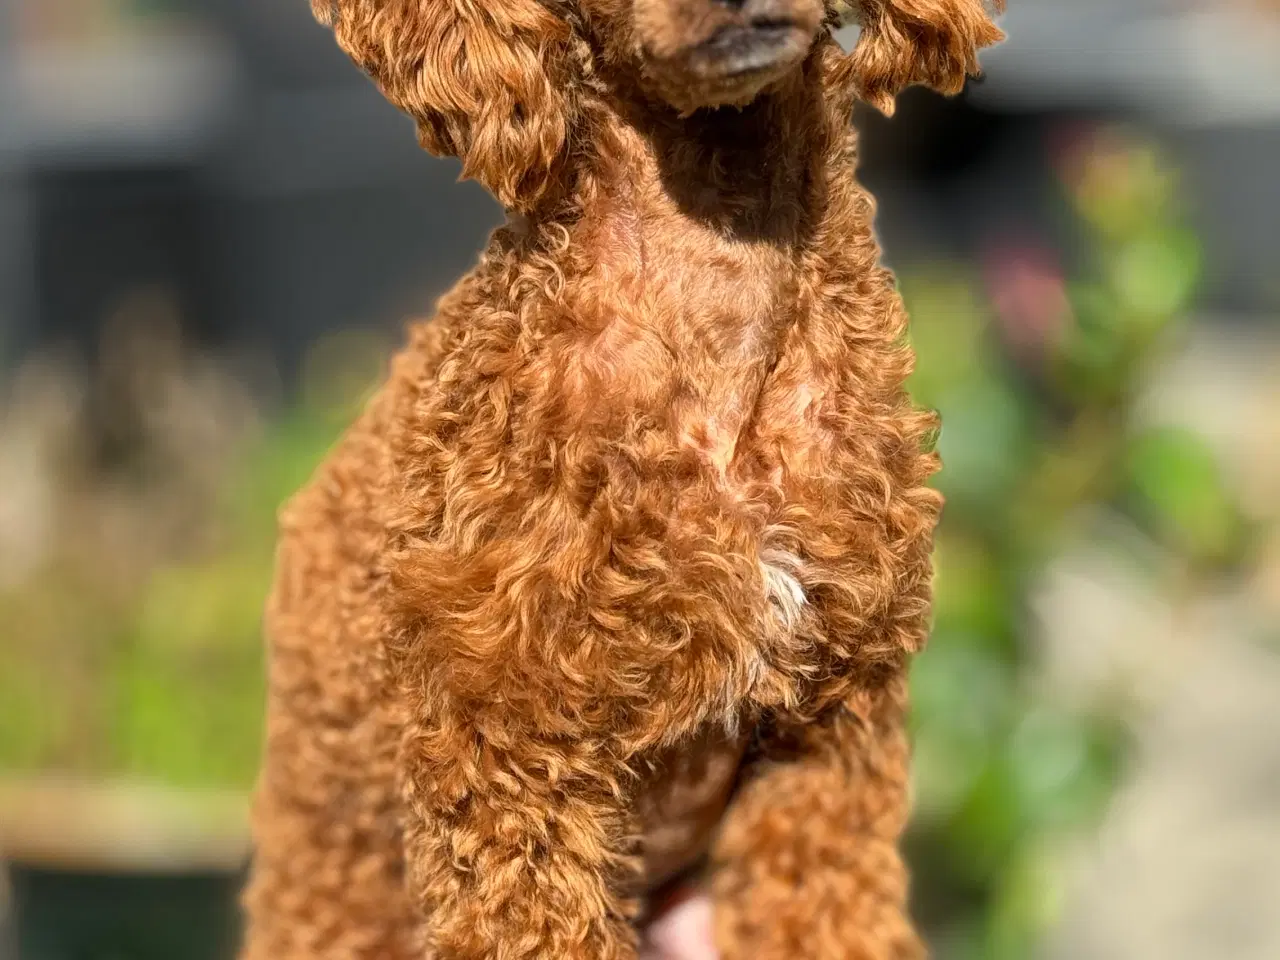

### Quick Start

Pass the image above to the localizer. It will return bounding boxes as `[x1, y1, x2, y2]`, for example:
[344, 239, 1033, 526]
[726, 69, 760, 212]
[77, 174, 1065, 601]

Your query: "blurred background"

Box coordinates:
[0, 0, 1277, 958]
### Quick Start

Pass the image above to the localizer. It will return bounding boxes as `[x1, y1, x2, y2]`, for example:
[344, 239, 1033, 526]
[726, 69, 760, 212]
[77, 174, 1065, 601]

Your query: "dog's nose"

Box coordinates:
[717, 0, 798, 20]
[639, 0, 823, 108]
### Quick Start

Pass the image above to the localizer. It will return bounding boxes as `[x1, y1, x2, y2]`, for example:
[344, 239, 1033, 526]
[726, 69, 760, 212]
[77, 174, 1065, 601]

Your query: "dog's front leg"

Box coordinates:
[398, 705, 642, 960]
[711, 668, 925, 960]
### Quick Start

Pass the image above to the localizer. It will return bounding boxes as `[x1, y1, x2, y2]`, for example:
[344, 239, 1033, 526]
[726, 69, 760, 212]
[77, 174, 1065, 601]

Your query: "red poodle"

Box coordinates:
[240, 2, 1005, 958]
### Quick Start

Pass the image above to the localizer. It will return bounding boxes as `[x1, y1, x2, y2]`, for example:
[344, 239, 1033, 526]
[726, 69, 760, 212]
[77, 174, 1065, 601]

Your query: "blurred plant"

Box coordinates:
[0, 296, 388, 793]
[903, 124, 1252, 959]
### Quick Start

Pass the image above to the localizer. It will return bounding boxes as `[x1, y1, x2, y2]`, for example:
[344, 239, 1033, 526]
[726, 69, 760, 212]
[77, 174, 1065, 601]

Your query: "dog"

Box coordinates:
[240, 2, 1005, 958]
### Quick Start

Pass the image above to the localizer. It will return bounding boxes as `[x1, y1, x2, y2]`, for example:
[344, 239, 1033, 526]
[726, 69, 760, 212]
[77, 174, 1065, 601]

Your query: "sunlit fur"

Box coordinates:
[241, 2, 1003, 959]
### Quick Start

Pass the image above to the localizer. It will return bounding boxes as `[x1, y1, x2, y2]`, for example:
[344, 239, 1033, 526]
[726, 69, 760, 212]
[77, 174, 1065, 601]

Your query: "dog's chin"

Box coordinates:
[647, 23, 814, 114]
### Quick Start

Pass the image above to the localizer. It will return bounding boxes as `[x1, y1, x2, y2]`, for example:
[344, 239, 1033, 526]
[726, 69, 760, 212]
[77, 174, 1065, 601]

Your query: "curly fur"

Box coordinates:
[241, 2, 1003, 958]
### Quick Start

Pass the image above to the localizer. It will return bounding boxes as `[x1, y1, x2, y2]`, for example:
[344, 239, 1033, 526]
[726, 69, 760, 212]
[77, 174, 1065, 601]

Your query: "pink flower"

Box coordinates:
[983, 238, 1073, 364]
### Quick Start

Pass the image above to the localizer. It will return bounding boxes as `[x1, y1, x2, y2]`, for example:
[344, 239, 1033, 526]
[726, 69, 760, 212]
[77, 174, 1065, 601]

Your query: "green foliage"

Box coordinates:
[903, 126, 1247, 958]
[104, 408, 335, 788]
[0, 330, 387, 791]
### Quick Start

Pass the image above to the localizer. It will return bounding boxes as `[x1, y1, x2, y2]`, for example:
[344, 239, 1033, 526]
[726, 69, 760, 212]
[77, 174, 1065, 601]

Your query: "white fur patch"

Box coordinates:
[760, 549, 807, 631]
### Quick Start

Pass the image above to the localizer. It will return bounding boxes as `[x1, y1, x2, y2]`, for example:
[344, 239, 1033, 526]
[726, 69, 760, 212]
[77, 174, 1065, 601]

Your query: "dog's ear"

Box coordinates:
[838, 0, 1005, 115]
[313, 0, 577, 210]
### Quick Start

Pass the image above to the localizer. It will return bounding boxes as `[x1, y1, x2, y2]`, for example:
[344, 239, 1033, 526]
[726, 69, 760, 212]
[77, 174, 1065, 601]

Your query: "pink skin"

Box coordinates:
[641, 892, 718, 960]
